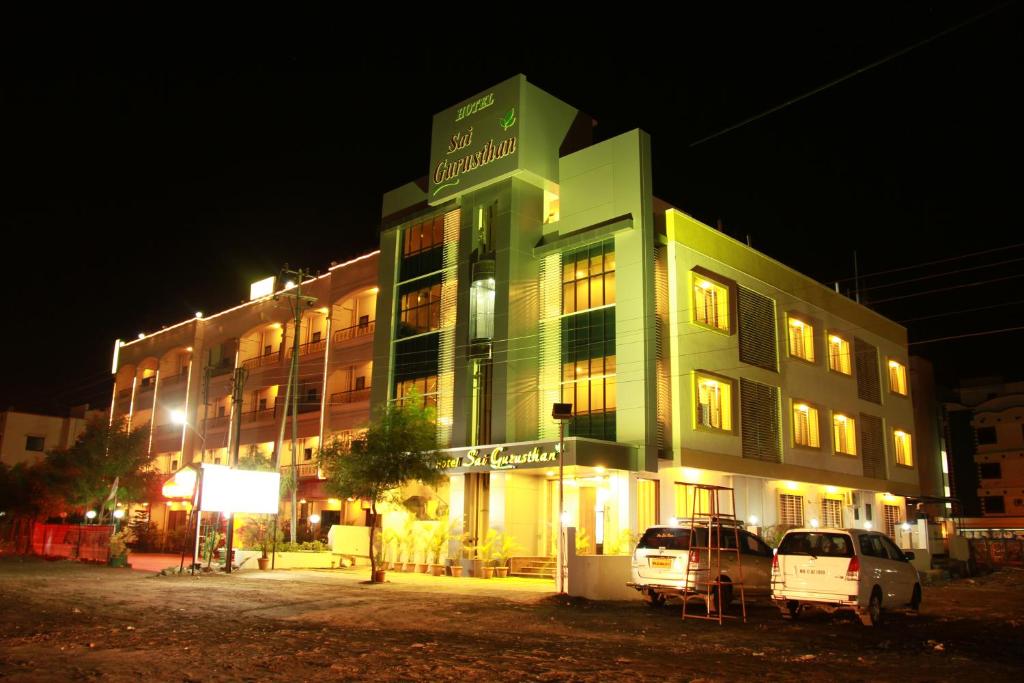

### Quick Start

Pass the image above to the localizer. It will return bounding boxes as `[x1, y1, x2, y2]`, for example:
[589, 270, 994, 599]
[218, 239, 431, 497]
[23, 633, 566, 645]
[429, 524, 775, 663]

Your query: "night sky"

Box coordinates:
[3, 5, 1021, 414]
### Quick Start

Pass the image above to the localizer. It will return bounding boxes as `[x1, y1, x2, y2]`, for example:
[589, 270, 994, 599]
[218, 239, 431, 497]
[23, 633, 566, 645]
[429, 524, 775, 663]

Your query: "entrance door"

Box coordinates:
[578, 487, 597, 554]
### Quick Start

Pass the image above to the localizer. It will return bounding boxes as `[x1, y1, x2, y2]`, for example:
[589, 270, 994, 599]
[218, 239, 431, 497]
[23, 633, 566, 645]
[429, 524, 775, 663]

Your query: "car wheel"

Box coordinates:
[861, 588, 883, 626]
[782, 600, 800, 620]
[719, 580, 733, 609]
[644, 590, 666, 608]
[909, 584, 921, 612]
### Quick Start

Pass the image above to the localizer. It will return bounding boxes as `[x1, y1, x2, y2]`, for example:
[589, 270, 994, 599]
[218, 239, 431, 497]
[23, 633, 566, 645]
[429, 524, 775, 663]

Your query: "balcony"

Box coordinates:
[330, 387, 371, 408]
[161, 372, 188, 387]
[241, 351, 281, 371]
[152, 423, 182, 437]
[207, 360, 234, 377]
[117, 388, 131, 399]
[333, 320, 375, 346]
[275, 395, 321, 415]
[241, 407, 277, 425]
[286, 338, 327, 359]
[204, 415, 230, 431]
[281, 462, 320, 479]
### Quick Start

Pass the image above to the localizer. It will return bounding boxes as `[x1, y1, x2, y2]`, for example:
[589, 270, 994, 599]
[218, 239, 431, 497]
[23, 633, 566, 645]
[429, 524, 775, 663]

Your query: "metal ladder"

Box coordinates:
[680, 483, 747, 624]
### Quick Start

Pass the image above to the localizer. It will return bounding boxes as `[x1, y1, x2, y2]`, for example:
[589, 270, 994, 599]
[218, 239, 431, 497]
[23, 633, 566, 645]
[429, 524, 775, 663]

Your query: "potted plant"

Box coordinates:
[202, 531, 224, 571]
[381, 528, 398, 570]
[477, 529, 498, 579]
[242, 515, 273, 570]
[108, 528, 136, 568]
[428, 523, 448, 576]
[400, 519, 416, 572]
[415, 525, 430, 573]
[491, 532, 520, 578]
[372, 533, 387, 583]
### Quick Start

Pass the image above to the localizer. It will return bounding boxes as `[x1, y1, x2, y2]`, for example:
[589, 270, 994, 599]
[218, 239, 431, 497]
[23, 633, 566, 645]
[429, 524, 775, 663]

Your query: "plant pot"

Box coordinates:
[448, 564, 463, 577]
[416, 563, 429, 573]
[257, 557, 270, 571]
[108, 554, 128, 568]
[494, 566, 509, 578]
[431, 564, 445, 576]
[480, 566, 494, 579]
[470, 558, 483, 577]
[373, 569, 387, 583]
[404, 562, 416, 572]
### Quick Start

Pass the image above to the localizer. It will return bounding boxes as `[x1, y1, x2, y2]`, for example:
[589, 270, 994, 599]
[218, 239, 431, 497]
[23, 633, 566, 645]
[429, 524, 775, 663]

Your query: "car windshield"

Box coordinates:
[637, 527, 692, 550]
[777, 532, 854, 558]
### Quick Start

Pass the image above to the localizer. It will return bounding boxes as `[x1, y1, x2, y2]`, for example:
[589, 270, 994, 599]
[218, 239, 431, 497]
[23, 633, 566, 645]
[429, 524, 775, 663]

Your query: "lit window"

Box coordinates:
[561, 356, 616, 416]
[827, 334, 852, 375]
[402, 215, 445, 258]
[693, 275, 729, 332]
[888, 360, 908, 396]
[788, 316, 815, 362]
[695, 373, 733, 432]
[820, 498, 843, 528]
[398, 282, 443, 336]
[562, 241, 615, 315]
[894, 429, 913, 467]
[778, 493, 804, 526]
[792, 402, 820, 448]
[833, 413, 857, 456]
[396, 376, 438, 408]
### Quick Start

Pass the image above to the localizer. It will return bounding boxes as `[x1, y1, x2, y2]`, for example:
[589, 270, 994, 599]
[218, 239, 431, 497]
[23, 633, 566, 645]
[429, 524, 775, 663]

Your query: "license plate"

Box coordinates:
[650, 557, 672, 568]
[797, 567, 827, 575]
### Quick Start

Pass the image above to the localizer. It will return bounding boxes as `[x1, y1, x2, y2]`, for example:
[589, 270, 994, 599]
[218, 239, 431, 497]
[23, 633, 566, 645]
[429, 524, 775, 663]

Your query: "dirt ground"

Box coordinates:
[1, 557, 1022, 682]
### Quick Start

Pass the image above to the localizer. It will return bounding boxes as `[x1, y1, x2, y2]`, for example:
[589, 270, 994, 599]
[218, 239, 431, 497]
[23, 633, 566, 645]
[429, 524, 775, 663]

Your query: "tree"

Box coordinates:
[319, 396, 447, 582]
[44, 416, 157, 521]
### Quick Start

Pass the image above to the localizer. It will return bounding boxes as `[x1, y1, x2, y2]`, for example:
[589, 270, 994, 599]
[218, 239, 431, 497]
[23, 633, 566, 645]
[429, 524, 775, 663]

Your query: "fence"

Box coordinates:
[969, 537, 1024, 568]
[29, 523, 114, 563]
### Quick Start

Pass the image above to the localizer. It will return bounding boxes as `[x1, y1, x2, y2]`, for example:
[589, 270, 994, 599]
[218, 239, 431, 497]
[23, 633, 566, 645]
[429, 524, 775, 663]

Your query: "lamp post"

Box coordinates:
[113, 507, 125, 532]
[171, 410, 208, 573]
[85, 510, 97, 524]
[551, 403, 573, 594]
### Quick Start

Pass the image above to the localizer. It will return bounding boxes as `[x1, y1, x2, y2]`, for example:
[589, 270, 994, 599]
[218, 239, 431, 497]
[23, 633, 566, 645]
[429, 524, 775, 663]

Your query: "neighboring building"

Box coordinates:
[110, 252, 379, 536]
[372, 74, 919, 558]
[0, 405, 103, 467]
[110, 75, 920, 557]
[909, 356, 953, 517]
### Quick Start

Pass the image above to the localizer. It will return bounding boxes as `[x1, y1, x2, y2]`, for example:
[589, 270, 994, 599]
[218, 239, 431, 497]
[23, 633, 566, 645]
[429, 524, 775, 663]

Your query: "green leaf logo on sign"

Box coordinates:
[500, 108, 517, 131]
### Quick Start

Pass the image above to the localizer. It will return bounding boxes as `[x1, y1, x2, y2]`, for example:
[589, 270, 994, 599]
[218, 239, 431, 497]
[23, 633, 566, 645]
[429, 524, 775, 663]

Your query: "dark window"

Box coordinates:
[778, 532, 855, 558]
[860, 413, 886, 479]
[879, 536, 908, 563]
[25, 436, 45, 452]
[561, 307, 616, 441]
[358, 314, 370, 328]
[258, 398, 267, 411]
[170, 460, 178, 471]
[637, 527, 691, 551]
[865, 503, 873, 521]
[304, 447, 313, 461]
[355, 375, 366, 391]
[740, 379, 781, 462]
[979, 462, 1002, 479]
[741, 532, 773, 557]
[312, 331, 322, 343]
[984, 496, 1006, 513]
[218, 405, 226, 417]
[854, 338, 881, 404]
[858, 534, 887, 559]
[976, 427, 997, 445]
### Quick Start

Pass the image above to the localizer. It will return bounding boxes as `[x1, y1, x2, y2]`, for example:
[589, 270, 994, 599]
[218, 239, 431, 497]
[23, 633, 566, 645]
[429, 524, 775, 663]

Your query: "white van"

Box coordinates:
[771, 527, 921, 626]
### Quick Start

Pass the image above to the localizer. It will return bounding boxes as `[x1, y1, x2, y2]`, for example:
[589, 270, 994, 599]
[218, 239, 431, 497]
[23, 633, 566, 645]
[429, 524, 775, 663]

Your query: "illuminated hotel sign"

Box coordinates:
[440, 443, 561, 472]
[429, 76, 521, 204]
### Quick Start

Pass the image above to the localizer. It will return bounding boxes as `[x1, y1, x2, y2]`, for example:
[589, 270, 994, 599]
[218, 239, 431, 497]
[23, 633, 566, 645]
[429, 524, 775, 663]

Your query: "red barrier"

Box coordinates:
[30, 524, 113, 563]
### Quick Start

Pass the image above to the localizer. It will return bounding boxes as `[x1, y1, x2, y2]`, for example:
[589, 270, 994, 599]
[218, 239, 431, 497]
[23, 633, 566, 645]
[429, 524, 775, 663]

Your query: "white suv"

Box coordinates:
[771, 528, 921, 626]
[629, 522, 774, 608]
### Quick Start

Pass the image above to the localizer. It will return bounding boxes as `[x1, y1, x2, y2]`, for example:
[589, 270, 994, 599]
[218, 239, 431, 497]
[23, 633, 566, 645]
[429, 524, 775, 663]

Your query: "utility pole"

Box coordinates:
[223, 365, 248, 574]
[275, 265, 316, 543]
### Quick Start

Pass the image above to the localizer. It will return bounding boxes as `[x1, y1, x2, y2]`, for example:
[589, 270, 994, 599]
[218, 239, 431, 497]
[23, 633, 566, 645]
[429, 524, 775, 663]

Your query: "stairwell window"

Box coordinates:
[888, 360, 909, 396]
[833, 412, 857, 456]
[694, 372, 733, 432]
[692, 274, 730, 333]
[792, 402, 820, 448]
[787, 315, 815, 363]
[828, 333, 852, 375]
[894, 429, 913, 467]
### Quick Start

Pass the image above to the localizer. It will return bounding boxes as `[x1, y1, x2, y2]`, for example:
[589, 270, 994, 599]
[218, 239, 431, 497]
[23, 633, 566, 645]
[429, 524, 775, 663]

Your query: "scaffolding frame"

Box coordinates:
[680, 482, 747, 624]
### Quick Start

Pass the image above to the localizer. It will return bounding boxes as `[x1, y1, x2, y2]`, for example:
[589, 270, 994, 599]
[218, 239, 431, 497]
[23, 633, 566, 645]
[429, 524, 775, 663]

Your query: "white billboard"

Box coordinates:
[199, 464, 280, 514]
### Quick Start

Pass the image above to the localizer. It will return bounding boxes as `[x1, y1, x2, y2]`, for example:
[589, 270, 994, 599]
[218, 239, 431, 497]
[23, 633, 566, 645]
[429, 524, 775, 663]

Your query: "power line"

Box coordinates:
[910, 325, 1024, 346]
[689, 2, 1012, 147]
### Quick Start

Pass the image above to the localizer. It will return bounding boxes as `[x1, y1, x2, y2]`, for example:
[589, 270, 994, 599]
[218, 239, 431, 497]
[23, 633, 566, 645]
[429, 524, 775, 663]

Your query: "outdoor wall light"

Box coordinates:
[902, 522, 912, 531]
[810, 518, 820, 528]
[170, 409, 187, 425]
[85, 510, 97, 520]
[864, 522, 873, 530]
[308, 514, 321, 525]
[113, 509, 125, 520]
[748, 515, 759, 525]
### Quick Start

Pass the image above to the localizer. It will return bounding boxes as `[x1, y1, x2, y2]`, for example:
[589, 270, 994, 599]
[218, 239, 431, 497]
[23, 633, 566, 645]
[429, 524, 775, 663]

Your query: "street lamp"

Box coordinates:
[113, 507, 125, 532]
[309, 513, 321, 542]
[551, 402, 573, 595]
[85, 510, 97, 524]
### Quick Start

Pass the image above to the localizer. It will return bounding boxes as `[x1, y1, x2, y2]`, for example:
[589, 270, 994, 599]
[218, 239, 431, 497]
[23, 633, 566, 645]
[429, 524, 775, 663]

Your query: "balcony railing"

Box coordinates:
[330, 388, 371, 406]
[281, 463, 320, 479]
[152, 423, 182, 437]
[204, 415, 230, 430]
[274, 395, 321, 414]
[241, 351, 281, 371]
[333, 320, 375, 344]
[286, 338, 327, 358]
[138, 376, 156, 392]
[241, 407, 277, 424]
[161, 372, 188, 387]
[207, 360, 234, 377]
